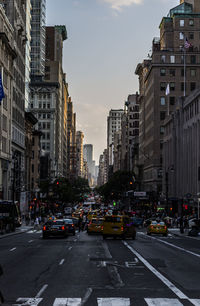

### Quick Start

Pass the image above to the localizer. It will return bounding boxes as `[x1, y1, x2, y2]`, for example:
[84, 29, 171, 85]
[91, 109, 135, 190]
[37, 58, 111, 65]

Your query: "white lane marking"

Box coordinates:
[68, 246, 72, 251]
[190, 300, 200, 306]
[145, 298, 183, 305]
[82, 288, 93, 305]
[59, 259, 65, 265]
[102, 241, 112, 258]
[10, 247, 16, 252]
[123, 241, 188, 300]
[53, 298, 81, 305]
[28, 240, 34, 243]
[139, 232, 200, 259]
[16, 297, 42, 305]
[35, 284, 48, 298]
[97, 298, 130, 306]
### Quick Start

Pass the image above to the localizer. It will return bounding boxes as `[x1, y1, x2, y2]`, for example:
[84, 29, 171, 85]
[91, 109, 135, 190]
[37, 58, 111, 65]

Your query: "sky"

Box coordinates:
[46, 0, 178, 163]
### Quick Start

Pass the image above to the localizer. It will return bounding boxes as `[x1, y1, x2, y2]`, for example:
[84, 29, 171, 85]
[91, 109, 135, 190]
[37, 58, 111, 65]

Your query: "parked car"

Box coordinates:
[42, 220, 68, 238]
[147, 221, 168, 236]
[102, 215, 136, 240]
[64, 218, 75, 235]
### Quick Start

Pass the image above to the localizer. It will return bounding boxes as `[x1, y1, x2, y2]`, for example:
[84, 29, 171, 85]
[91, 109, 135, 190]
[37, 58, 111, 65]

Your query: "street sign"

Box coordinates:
[134, 192, 146, 197]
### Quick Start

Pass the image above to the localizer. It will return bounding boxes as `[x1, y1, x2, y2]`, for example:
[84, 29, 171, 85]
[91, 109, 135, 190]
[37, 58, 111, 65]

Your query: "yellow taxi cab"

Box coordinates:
[87, 210, 99, 221]
[87, 218, 104, 234]
[102, 215, 136, 240]
[147, 220, 168, 236]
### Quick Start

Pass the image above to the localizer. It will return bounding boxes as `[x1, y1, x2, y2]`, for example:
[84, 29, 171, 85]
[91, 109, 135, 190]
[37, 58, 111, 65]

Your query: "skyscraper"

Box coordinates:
[30, 0, 46, 77]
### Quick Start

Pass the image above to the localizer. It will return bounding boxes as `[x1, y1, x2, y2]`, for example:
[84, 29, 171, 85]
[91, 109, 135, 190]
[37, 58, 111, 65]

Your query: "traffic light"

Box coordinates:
[113, 201, 116, 207]
[56, 181, 59, 185]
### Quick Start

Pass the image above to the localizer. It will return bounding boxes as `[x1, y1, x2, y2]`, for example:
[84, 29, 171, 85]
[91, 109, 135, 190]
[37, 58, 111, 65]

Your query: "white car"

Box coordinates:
[188, 218, 197, 228]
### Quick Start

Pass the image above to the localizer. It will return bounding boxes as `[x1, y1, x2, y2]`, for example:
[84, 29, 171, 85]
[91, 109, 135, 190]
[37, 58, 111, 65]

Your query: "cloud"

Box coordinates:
[102, 0, 143, 11]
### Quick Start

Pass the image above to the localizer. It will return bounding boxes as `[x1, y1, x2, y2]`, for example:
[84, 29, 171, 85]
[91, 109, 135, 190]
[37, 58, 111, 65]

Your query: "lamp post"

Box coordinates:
[165, 165, 174, 215]
[197, 193, 200, 219]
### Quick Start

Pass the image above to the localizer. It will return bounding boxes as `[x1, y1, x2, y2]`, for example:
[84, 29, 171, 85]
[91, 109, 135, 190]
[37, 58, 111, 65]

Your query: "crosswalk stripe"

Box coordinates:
[190, 300, 200, 306]
[53, 298, 81, 305]
[145, 298, 183, 305]
[97, 298, 130, 306]
[16, 297, 43, 305]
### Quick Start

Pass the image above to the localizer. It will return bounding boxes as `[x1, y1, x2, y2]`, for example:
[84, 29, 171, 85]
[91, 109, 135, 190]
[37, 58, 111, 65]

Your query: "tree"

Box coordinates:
[97, 171, 135, 201]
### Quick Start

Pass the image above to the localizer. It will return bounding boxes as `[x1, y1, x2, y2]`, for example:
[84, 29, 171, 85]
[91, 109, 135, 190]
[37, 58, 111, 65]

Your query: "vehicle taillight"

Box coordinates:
[150, 226, 154, 229]
[121, 226, 124, 231]
[61, 226, 65, 230]
[72, 224, 74, 227]
[101, 226, 103, 231]
[164, 226, 167, 230]
[43, 226, 46, 231]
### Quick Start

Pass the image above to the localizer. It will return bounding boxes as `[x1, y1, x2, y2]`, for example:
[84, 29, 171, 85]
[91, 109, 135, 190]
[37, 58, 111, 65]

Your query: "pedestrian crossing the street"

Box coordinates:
[14, 297, 200, 306]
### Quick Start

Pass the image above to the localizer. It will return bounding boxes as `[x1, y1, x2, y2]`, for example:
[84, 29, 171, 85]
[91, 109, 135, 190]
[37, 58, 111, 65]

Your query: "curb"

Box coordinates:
[0, 227, 33, 239]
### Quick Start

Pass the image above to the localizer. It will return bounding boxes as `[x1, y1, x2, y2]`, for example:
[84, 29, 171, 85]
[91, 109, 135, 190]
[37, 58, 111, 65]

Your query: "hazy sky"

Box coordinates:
[46, 0, 178, 163]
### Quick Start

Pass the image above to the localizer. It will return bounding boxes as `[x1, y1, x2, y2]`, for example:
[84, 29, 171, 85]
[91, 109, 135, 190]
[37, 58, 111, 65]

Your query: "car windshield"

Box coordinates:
[151, 221, 157, 225]
[64, 219, 73, 224]
[104, 216, 121, 223]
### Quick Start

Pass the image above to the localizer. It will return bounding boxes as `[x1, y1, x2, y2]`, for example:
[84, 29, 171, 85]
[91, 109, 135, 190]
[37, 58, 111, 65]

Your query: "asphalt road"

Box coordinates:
[0, 228, 200, 306]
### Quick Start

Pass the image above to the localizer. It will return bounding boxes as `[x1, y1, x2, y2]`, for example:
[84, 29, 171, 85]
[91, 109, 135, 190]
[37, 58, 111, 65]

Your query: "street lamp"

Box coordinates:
[197, 193, 200, 219]
[165, 165, 174, 214]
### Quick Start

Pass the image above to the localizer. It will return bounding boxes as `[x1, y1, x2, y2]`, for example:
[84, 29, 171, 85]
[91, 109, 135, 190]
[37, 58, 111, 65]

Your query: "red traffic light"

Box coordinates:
[56, 181, 59, 185]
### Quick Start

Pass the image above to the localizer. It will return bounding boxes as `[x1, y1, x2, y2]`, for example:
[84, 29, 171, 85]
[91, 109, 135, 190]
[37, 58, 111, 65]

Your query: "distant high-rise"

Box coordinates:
[84, 144, 93, 167]
[107, 109, 123, 179]
[30, 0, 46, 77]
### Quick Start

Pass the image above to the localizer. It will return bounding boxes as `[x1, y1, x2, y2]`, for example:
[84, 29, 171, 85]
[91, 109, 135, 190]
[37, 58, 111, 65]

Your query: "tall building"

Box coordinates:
[135, 0, 200, 194]
[30, 0, 46, 77]
[45, 26, 67, 176]
[25, 0, 31, 110]
[83, 144, 93, 172]
[67, 97, 76, 179]
[0, 5, 15, 200]
[107, 109, 123, 179]
[2, 0, 27, 204]
[76, 131, 84, 178]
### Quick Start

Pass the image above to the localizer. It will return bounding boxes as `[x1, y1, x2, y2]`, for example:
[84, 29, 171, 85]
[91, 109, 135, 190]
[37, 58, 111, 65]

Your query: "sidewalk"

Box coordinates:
[0, 223, 33, 239]
[169, 228, 200, 239]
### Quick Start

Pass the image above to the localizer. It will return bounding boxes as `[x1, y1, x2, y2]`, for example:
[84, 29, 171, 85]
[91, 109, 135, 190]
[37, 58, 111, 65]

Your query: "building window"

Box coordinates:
[170, 82, 175, 91]
[160, 68, 166, 76]
[161, 55, 166, 63]
[43, 103, 46, 109]
[181, 69, 184, 77]
[181, 55, 184, 64]
[32, 164, 34, 173]
[180, 20, 184, 27]
[43, 114, 46, 119]
[160, 97, 166, 106]
[160, 83, 166, 91]
[160, 126, 164, 134]
[169, 69, 175, 77]
[190, 69, 196, 77]
[2, 115, 7, 131]
[170, 97, 175, 105]
[160, 111, 166, 121]
[3, 94, 7, 110]
[170, 55, 175, 63]
[190, 82, 196, 91]
[2, 137, 6, 153]
[189, 32, 194, 40]
[191, 55, 196, 64]
[179, 32, 184, 40]
[32, 151, 34, 159]
[181, 82, 185, 91]
[189, 19, 194, 26]
[39, 103, 41, 108]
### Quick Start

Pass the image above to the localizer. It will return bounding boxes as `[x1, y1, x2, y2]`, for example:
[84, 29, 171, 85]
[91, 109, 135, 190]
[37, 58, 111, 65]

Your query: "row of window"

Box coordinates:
[160, 68, 196, 77]
[38, 122, 51, 129]
[30, 92, 51, 99]
[184, 98, 199, 122]
[41, 141, 50, 150]
[161, 54, 197, 64]
[179, 19, 194, 27]
[38, 113, 51, 119]
[160, 82, 196, 92]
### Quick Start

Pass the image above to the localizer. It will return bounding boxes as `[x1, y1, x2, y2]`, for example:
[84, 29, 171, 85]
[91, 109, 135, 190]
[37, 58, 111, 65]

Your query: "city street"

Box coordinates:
[0, 228, 200, 305]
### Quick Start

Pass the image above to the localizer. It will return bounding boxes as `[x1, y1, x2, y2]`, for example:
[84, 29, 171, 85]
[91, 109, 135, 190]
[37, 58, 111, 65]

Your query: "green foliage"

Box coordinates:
[39, 177, 90, 203]
[97, 171, 135, 201]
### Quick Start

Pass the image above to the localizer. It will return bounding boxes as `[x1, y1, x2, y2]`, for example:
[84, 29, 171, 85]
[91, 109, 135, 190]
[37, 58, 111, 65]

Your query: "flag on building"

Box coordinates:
[165, 83, 170, 96]
[184, 38, 192, 49]
[0, 71, 5, 103]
